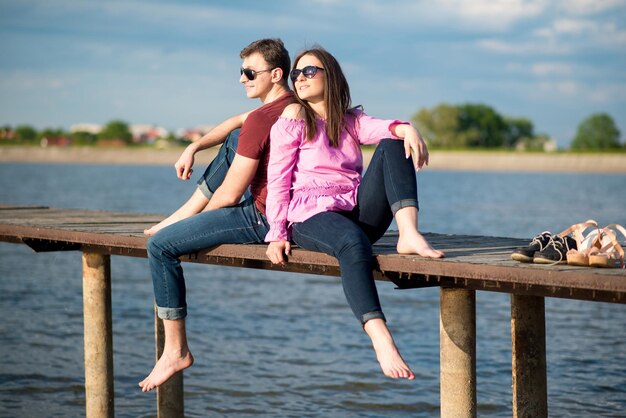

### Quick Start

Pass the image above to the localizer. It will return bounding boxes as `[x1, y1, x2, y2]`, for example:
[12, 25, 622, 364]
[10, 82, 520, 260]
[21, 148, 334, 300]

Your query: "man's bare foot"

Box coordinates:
[144, 215, 182, 236]
[138, 349, 194, 392]
[397, 229, 444, 258]
[364, 319, 415, 380]
[144, 188, 210, 236]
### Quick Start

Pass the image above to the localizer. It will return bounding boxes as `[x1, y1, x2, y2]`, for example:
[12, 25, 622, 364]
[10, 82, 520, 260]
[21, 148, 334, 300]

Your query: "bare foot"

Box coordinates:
[397, 229, 444, 258]
[144, 188, 210, 236]
[144, 215, 182, 236]
[138, 349, 194, 392]
[364, 319, 415, 380]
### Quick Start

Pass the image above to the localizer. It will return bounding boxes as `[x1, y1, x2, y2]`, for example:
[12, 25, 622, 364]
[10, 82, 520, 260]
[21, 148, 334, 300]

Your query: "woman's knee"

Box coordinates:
[335, 230, 372, 261]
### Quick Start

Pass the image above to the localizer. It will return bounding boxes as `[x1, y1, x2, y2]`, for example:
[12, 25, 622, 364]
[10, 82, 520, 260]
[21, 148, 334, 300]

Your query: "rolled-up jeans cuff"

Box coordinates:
[360, 310, 386, 325]
[157, 306, 187, 320]
[390, 199, 418, 216]
[196, 178, 214, 200]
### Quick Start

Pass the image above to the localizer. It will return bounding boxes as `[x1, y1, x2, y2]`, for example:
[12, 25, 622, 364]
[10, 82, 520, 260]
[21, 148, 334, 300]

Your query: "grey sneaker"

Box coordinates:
[511, 231, 552, 263]
[533, 235, 577, 265]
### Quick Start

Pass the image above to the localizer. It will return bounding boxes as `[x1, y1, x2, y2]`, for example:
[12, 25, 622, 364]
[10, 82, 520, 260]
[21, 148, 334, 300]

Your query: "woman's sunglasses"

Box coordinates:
[240, 67, 272, 80]
[290, 66, 324, 83]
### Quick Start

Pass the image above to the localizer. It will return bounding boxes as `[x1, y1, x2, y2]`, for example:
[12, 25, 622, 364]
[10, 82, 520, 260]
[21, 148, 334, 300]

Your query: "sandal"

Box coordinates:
[566, 221, 601, 266]
[588, 224, 626, 269]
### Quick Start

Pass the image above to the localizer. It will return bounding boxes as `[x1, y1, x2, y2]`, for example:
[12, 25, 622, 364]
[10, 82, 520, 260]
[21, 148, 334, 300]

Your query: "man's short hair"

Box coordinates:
[240, 38, 290, 83]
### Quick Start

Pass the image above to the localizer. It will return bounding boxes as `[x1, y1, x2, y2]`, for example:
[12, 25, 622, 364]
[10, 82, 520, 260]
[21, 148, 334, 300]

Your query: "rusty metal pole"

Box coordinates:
[82, 252, 114, 418]
[511, 294, 548, 418]
[155, 307, 184, 418]
[440, 288, 477, 418]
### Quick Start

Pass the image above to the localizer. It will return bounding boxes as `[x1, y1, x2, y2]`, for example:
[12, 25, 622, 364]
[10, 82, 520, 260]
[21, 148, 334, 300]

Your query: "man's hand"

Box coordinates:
[266, 240, 291, 265]
[175, 145, 197, 180]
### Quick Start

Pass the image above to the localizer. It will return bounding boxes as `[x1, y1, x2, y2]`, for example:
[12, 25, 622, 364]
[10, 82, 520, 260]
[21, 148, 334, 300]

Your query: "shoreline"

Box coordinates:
[1, 146, 625, 173]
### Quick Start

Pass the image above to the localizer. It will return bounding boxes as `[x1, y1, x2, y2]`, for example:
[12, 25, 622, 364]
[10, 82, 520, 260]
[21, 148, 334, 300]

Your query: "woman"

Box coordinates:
[265, 47, 444, 380]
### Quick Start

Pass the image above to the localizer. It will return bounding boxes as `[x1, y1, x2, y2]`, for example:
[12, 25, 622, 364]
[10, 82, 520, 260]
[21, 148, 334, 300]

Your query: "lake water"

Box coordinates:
[0, 162, 625, 418]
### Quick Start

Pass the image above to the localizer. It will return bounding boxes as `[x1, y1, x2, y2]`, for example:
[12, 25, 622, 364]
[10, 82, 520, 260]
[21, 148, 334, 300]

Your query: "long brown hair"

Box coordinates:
[292, 47, 352, 147]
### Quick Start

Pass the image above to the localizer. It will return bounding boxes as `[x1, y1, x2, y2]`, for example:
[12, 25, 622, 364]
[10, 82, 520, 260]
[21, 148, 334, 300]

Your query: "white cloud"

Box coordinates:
[531, 62, 573, 76]
[477, 38, 572, 54]
[343, 0, 548, 32]
[442, 0, 546, 27]
[558, 0, 626, 15]
[533, 80, 626, 103]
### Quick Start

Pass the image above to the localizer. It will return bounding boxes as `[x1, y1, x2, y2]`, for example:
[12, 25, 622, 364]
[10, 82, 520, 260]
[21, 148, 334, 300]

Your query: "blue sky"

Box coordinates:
[1, 0, 625, 148]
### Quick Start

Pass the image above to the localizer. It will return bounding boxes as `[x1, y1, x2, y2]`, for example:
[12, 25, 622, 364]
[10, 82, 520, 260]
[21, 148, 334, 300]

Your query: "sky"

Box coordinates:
[1, 0, 625, 148]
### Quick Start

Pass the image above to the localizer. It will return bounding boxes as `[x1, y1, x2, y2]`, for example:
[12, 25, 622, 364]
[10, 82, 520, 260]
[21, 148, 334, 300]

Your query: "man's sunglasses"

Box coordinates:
[290, 66, 324, 82]
[240, 67, 272, 80]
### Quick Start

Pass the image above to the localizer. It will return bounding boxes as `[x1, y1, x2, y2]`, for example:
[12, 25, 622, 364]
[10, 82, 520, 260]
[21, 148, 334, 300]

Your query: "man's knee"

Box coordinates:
[224, 128, 241, 151]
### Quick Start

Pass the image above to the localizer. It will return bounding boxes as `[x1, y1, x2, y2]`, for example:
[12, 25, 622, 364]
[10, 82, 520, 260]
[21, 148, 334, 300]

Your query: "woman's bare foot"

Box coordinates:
[394, 207, 444, 258]
[138, 348, 194, 392]
[364, 319, 415, 380]
[397, 229, 444, 258]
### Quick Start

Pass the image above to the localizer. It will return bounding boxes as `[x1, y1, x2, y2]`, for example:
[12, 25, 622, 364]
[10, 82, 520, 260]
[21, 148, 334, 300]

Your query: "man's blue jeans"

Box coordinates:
[291, 139, 419, 325]
[197, 129, 243, 199]
[148, 129, 266, 320]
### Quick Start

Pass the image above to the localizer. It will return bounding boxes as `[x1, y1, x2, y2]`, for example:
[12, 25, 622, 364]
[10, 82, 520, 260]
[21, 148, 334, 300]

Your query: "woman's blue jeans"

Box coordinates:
[291, 139, 419, 325]
[148, 129, 266, 320]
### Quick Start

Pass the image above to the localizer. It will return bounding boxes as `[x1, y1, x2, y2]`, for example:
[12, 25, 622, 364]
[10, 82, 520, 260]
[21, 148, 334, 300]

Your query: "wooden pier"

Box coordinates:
[1, 205, 625, 418]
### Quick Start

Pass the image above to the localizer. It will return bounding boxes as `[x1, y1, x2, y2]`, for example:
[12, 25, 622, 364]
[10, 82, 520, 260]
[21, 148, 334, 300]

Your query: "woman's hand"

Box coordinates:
[266, 240, 291, 265]
[402, 126, 429, 171]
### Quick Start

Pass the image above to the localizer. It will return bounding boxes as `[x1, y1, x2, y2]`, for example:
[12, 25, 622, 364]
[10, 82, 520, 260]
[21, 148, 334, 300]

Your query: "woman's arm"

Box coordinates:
[391, 123, 429, 171]
[354, 110, 429, 171]
[174, 111, 251, 180]
[265, 105, 304, 265]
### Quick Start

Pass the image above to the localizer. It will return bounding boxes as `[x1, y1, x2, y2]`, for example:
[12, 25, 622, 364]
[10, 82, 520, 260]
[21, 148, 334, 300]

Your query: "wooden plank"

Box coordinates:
[1, 206, 625, 303]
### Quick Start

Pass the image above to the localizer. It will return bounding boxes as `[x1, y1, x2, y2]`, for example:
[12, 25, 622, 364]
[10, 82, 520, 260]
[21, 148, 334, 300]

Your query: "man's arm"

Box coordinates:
[175, 111, 252, 180]
[204, 153, 259, 210]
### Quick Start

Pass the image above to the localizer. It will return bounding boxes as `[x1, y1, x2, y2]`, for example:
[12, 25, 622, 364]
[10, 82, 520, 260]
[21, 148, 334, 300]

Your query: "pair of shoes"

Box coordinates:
[533, 234, 577, 265]
[511, 231, 552, 262]
[566, 221, 602, 266]
[511, 220, 597, 265]
[587, 224, 626, 269]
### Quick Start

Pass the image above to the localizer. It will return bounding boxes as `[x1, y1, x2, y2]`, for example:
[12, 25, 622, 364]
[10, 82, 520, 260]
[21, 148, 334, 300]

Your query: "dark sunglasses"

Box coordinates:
[240, 67, 272, 80]
[290, 65, 324, 82]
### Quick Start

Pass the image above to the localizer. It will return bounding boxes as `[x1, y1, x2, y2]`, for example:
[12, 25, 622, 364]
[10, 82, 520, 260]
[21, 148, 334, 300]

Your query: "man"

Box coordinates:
[139, 38, 293, 392]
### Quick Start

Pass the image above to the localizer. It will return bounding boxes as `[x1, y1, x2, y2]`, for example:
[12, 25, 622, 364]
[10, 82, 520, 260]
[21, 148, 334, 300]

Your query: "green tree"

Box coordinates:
[571, 113, 621, 150]
[457, 103, 507, 148]
[412, 103, 461, 148]
[15, 125, 38, 143]
[71, 131, 98, 145]
[99, 120, 132, 144]
[504, 117, 534, 148]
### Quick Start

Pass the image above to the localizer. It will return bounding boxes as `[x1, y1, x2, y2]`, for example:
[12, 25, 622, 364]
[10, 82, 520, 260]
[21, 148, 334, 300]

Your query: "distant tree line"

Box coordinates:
[2, 110, 623, 151]
[412, 103, 623, 151]
[1, 120, 132, 146]
[1, 120, 180, 146]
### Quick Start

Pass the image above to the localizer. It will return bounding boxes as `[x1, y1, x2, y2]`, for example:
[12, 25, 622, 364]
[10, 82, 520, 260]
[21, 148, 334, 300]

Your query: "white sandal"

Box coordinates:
[589, 224, 626, 269]
[565, 220, 601, 266]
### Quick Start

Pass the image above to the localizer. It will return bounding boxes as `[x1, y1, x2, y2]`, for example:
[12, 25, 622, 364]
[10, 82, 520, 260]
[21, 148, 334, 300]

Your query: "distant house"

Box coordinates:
[70, 123, 102, 135]
[515, 136, 558, 152]
[40, 136, 72, 147]
[177, 125, 215, 143]
[130, 124, 169, 144]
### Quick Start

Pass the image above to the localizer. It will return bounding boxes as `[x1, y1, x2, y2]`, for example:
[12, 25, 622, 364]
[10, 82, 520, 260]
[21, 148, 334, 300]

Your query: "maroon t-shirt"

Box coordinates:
[236, 91, 294, 215]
